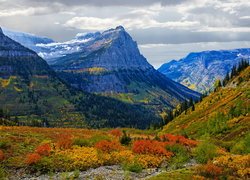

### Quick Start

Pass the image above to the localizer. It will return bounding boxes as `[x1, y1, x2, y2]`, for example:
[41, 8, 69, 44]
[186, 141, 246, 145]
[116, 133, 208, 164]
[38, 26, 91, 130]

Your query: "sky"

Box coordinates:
[0, 0, 250, 68]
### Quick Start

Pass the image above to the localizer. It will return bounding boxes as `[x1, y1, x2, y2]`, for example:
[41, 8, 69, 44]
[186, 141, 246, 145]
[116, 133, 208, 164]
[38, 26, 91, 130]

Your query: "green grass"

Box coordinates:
[148, 168, 193, 180]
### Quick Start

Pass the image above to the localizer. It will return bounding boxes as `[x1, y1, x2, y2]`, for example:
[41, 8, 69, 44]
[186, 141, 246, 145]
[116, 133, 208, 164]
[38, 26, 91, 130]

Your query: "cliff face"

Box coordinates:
[49, 26, 200, 108]
[158, 49, 250, 93]
[51, 26, 153, 71]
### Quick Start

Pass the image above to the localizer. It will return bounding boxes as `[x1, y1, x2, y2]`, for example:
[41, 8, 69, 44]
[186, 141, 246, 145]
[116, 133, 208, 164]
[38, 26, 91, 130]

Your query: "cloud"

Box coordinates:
[0, 7, 58, 17]
[240, 16, 250, 20]
[64, 16, 199, 31]
[18, 0, 189, 7]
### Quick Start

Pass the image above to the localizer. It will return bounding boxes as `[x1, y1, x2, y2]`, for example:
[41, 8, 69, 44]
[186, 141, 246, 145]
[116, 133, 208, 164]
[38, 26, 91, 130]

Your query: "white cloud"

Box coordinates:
[0, 7, 57, 17]
[64, 16, 199, 30]
[197, 27, 250, 33]
[240, 16, 250, 19]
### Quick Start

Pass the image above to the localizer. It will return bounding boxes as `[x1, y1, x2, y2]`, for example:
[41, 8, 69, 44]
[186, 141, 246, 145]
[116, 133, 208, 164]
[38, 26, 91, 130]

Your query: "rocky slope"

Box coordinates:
[0, 27, 162, 129]
[158, 48, 250, 93]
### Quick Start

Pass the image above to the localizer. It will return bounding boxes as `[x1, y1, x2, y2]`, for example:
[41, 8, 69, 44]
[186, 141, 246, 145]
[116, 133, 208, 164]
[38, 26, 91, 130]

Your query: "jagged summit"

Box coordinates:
[0, 27, 3, 34]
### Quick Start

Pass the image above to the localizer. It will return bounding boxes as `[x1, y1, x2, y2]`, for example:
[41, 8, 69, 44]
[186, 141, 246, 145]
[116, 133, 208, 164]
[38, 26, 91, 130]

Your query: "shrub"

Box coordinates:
[0, 166, 7, 179]
[25, 153, 41, 165]
[161, 134, 198, 147]
[73, 138, 90, 147]
[123, 162, 143, 173]
[213, 154, 250, 178]
[120, 131, 131, 146]
[109, 129, 122, 137]
[56, 134, 73, 149]
[0, 150, 4, 161]
[55, 147, 101, 171]
[195, 162, 223, 178]
[132, 140, 173, 158]
[194, 141, 217, 164]
[231, 133, 250, 154]
[137, 154, 163, 168]
[95, 140, 122, 153]
[0, 140, 11, 149]
[34, 156, 53, 173]
[35, 143, 51, 156]
[88, 135, 110, 146]
[166, 144, 190, 169]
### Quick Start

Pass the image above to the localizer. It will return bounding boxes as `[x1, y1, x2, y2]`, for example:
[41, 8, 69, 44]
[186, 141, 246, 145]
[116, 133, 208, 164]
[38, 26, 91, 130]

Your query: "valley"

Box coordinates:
[0, 19, 249, 180]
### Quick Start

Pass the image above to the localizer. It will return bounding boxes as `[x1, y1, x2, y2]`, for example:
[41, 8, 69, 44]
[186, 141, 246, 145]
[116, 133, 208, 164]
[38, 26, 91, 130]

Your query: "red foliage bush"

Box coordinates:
[25, 153, 41, 165]
[35, 143, 51, 156]
[56, 134, 73, 149]
[109, 129, 122, 137]
[161, 134, 198, 147]
[132, 140, 173, 158]
[95, 140, 122, 152]
[0, 150, 4, 161]
[196, 162, 223, 178]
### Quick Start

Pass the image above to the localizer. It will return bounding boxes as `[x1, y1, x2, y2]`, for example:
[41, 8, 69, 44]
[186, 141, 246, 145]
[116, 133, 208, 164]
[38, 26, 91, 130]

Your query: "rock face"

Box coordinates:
[49, 26, 200, 108]
[158, 49, 250, 93]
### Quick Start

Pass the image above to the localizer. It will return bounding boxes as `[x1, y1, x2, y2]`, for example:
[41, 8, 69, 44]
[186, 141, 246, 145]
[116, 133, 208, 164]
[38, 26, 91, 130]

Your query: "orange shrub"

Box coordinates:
[109, 129, 122, 137]
[56, 134, 73, 149]
[196, 162, 223, 178]
[95, 140, 122, 153]
[0, 150, 4, 161]
[25, 153, 41, 165]
[161, 134, 198, 147]
[132, 140, 173, 158]
[35, 143, 51, 156]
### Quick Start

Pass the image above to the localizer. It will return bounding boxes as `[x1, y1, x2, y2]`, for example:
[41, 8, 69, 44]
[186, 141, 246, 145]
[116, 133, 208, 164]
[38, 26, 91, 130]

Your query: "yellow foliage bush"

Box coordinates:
[136, 154, 163, 168]
[213, 154, 250, 178]
[110, 150, 135, 164]
[55, 146, 102, 170]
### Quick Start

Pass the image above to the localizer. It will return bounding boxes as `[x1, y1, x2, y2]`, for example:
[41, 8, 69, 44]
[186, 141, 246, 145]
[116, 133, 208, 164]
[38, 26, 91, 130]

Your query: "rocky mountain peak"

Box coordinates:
[75, 32, 101, 40]
[0, 27, 3, 34]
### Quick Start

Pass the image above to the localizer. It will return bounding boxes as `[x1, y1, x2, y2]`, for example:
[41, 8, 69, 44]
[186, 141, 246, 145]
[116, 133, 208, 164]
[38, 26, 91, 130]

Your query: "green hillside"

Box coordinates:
[161, 66, 250, 151]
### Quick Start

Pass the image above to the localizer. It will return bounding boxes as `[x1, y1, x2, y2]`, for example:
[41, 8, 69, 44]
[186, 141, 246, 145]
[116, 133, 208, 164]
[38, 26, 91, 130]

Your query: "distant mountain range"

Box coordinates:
[3, 26, 200, 113]
[158, 48, 250, 93]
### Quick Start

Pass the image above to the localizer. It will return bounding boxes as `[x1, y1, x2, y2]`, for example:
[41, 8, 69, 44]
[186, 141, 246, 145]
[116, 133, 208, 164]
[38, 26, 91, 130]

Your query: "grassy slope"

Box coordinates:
[161, 66, 250, 144]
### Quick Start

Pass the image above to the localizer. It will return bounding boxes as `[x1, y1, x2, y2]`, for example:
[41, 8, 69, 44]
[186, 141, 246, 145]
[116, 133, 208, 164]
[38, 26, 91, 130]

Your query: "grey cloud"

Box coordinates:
[18, 0, 189, 7]
[130, 28, 250, 44]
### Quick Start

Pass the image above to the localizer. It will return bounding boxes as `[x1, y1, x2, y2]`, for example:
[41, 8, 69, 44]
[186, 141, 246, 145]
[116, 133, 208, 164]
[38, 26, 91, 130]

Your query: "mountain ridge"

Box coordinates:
[158, 48, 250, 92]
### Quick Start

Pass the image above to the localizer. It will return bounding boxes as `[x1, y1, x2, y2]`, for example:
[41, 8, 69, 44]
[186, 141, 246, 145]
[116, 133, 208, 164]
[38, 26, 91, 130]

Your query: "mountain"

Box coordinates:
[158, 48, 250, 93]
[161, 65, 250, 146]
[9, 26, 199, 112]
[2, 27, 54, 53]
[0, 27, 163, 129]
